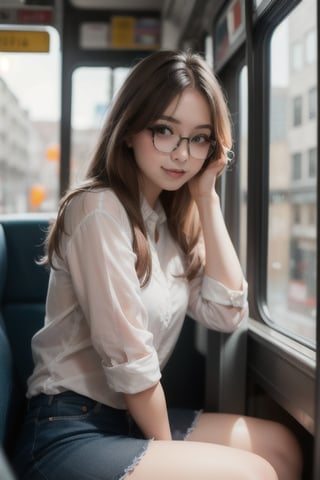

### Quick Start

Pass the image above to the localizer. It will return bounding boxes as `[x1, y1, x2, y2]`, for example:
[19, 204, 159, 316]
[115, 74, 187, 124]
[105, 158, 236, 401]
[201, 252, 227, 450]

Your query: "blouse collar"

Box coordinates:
[140, 195, 166, 236]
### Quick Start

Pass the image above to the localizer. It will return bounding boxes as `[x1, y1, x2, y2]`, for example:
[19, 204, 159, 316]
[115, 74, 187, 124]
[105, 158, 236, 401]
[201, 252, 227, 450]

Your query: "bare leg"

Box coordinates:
[128, 440, 278, 480]
[187, 413, 302, 480]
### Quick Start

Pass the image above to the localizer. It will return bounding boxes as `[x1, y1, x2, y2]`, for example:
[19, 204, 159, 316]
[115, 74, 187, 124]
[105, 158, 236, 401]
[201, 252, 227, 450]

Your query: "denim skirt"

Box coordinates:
[13, 391, 201, 480]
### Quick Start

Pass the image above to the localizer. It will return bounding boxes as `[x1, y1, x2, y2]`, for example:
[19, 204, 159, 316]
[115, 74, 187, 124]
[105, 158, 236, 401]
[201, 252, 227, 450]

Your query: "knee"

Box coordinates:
[270, 422, 303, 479]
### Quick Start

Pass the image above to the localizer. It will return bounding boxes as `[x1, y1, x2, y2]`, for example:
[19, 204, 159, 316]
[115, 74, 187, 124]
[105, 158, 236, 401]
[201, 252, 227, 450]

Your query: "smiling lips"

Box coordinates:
[162, 167, 186, 179]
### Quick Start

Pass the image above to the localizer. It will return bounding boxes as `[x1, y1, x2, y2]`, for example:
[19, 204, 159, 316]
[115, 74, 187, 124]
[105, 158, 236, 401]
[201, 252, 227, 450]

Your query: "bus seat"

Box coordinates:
[0, 224, 13, 450]
[0, 447, 16, 480]
[0, 216, 50, 457]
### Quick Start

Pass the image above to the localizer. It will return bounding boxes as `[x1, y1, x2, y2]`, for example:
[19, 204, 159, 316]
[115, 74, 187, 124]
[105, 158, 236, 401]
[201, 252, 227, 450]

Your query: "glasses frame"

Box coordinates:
[147, 127, 217, 162]
[224, 148, 236, 170]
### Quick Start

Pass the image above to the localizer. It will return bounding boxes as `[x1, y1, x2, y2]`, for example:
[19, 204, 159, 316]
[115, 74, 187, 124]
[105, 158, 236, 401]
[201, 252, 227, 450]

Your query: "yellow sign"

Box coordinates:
[111, 17, 135, 48]
[0, 30, 49, 52]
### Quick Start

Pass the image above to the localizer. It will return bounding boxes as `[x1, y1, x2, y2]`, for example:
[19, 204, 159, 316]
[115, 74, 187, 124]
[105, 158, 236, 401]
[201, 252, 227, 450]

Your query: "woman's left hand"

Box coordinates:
[188, 150, 244, 291]
[188, 155, 227, 201]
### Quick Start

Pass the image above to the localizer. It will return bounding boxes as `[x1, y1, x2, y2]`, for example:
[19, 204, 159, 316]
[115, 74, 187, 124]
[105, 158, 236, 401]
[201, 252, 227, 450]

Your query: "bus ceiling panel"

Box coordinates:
[162, 0, 198, 49]
[162, 0, 221, 49]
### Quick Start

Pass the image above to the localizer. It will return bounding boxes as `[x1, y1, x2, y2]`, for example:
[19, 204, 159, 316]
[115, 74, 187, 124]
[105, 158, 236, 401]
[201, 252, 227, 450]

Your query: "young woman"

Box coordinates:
[13, 50, 302, 480]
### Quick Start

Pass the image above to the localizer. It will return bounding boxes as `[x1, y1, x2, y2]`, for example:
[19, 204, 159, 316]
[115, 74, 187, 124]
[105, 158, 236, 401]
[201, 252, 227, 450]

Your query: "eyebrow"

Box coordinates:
[158, 115, 212, 130]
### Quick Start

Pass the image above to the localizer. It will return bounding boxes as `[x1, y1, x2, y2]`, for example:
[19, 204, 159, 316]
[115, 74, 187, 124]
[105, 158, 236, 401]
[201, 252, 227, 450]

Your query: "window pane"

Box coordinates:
[71, 67, 111, 184]
[293, 96, 302, 126]
[309, 86, 317, 119]
[268, 0, 317, 344]
[292, 42, 303, 71]
[305, 29, 316, 64]
[71, 66, 129, 184]
[0, 27, 60, 213]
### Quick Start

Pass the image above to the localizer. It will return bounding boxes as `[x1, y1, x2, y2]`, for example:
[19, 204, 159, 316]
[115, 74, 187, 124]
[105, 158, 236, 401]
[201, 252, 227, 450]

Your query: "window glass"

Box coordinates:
[309, 86, 317, 119]
[291, 152, 302, 180]
[268, 0, 317, 345]
[0, 27, 60, 213]
[292, 42, 303, 71]
[239, 66, 248, 273]
[308, 147, 317, 177]
[305, 29, 316, 64]
[70, 66, 129, 185]
[71, 67, 111, 185]
[293, 96, 302, 126]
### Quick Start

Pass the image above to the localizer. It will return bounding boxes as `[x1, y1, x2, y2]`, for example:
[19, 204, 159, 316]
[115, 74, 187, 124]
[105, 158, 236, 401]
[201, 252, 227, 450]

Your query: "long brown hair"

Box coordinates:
[45, 50, 232, 285]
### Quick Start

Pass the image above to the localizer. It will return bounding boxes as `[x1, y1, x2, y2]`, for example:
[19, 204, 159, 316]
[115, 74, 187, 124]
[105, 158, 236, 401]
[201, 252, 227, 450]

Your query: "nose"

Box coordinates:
[171, 137, 189, 162]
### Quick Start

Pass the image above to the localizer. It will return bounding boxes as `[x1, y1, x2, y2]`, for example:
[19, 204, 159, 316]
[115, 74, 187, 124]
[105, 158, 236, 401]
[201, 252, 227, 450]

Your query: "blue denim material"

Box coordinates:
[13, 392, 149, 480]
[13, 391, 199, 480]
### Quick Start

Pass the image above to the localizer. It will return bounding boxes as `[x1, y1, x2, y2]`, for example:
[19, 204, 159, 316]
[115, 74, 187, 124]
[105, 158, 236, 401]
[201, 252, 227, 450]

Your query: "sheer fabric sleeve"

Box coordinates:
[187, 270, 248, 332]
[65, 210, 161, 394]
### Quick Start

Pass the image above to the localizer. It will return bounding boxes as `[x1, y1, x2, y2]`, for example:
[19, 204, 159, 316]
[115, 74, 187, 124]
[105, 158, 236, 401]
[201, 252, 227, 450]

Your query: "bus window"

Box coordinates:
[0, 27, 60, 213]
[71, 67, 111, 184]
[71, 66, 129, 185]
[239, 65, 248, 274]
[267, 0, 317, 345]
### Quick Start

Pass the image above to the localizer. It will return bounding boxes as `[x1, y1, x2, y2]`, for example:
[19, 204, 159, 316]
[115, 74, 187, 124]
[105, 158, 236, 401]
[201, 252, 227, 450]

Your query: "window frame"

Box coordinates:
[228, 0, 318, 453]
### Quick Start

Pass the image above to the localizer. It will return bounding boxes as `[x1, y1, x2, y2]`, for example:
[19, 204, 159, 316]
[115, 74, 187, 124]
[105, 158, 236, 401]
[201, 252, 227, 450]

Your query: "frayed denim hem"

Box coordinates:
[184, 409, 203, 440]
[118, 408, 203, 478]
[119, 438, 154, 480]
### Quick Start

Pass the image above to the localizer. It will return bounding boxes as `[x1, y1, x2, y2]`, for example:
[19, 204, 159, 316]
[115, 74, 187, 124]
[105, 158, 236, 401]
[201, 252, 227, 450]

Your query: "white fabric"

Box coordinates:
[27, 189, 248, 409]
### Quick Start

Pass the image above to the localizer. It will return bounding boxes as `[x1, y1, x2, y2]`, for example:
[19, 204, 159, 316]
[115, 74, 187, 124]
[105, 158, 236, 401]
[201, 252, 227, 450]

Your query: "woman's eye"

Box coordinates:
[191, 134, 210, 144]
[152, 125, 173, 136]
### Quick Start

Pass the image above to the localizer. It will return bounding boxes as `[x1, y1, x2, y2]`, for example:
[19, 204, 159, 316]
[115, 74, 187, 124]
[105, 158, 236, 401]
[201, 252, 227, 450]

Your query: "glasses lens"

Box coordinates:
[153, 133, 179, 153]
[189, 141, 211, 160]
[152, 130, 214, 160]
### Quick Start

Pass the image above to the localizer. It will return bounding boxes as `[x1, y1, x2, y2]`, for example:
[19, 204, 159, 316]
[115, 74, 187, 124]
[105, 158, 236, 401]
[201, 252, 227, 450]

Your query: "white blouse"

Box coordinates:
[27, 189, 248, 409]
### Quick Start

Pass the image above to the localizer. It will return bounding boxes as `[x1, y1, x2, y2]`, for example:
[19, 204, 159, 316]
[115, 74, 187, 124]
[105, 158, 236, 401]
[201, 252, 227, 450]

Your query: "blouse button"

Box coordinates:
[81, 405, 88, 413]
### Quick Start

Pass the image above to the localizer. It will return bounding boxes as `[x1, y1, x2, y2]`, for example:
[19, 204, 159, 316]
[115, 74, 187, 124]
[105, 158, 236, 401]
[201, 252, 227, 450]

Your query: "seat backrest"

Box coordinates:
[0, 215, 50, 455]
[0, 224, 14, 450]
[0, 447, 16, 480]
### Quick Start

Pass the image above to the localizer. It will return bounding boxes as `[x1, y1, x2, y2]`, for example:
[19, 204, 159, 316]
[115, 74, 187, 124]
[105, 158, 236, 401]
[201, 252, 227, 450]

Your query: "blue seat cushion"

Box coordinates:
[0, 316, 14, 447]
[0, 217, 50, 455]
[2, 218, 49, 303]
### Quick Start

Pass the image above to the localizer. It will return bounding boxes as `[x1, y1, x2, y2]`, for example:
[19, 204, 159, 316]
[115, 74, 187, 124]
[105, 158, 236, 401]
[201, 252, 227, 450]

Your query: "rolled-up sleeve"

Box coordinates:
[188, 272, 248, 332]
[66, 208, 161, 394]
[202, 275, 248, 308]
[106, 350, 160, 393]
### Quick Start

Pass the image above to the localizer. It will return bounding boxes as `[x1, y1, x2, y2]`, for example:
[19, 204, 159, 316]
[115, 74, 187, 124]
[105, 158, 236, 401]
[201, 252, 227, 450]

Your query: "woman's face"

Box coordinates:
[130, 87, 213, 208]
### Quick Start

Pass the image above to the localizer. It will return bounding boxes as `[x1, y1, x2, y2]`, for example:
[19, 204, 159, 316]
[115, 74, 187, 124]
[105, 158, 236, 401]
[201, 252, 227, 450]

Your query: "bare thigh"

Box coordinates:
[187, 412, 291, 451]
[128, 440, 278, 480]
[186, 412, 302, 480]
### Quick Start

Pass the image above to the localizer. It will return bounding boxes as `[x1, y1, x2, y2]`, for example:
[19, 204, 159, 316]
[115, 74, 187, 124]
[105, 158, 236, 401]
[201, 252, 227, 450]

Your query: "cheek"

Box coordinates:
[190, 158, 206, 176]
[131, 136, 154, 165]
